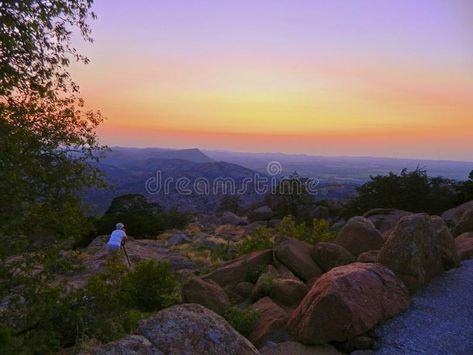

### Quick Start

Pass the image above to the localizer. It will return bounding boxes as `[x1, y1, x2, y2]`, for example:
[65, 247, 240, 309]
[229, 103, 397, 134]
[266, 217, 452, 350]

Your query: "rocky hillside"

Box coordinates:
[85, 154, 267, 214]
[74, 200, 473, 354]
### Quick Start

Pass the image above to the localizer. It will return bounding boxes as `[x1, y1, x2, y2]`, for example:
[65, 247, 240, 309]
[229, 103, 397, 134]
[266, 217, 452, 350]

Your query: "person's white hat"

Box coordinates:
[116, 222, 125, 230]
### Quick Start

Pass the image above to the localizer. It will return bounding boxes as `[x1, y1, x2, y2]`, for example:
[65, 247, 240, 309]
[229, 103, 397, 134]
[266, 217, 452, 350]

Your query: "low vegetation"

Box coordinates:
[0, 257, 181, 354]
[76, 194, 192, 247]
[223, 306, 260, 337]
[279, 215, 336, 245]
[237, 227, 273, 256]
[343, 168, 473, 217]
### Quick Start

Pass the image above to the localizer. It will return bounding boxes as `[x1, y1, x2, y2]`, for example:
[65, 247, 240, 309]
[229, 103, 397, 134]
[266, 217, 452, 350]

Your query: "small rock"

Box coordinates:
[182, 277, 231, 315]
[336, 335, 373, 353]
[453, 207, 473, 237]
[356, 250, 379, 263]
[93, 335, 156, 354]
[270, 278, 308, 307]
[245, 221, 269, 234]
[455, 232, 473, 260]
[364, 208, 411, 237]
[167, 233, 191, 247]
[335, 217, 384, 256]
[249, 297, 289, 348]
[204, 249, 273, 287]
[275, 237, 323, 282]
[221, 212, 247, 226]
[276, 264, 297, 279]
[311, 242, 355, 272]
[441, 200, 473, 226]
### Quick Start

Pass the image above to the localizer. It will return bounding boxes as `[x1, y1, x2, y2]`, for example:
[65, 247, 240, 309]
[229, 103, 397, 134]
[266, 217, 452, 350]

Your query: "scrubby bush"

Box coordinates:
[76, 194, 193, 247]
[343, 168, 461, 217]
[279, 215, 336, 245]
[265, 176, 317, 223]
[224, 306, 260, 337]
[0, 256, 181, 353]
[456, 170, 473, 203]
[237, 227, 273, 256]
[122, 260, 181, 312]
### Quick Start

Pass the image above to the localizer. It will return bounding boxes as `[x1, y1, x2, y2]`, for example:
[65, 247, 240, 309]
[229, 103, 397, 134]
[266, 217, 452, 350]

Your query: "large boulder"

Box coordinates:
[120, 239, 194, 270]
[275, 237, 323, 282]
[363, 208, 411, 237]
[204, 249, 273, 287]
[167, 233, 191, 247]
[94, 335, 157, 354]
[455, 233, 473, 260]
[441, 201, 473, 226]
[311, 242, 355, 272]
[288, 263, 409, 344]
[249, 297, 288, 348]
[252, 265, 280, 301]
[182, 277, 231, 315]
[335, 217, 384, 256]
[71, 238, 193, 288]
[431, 216, 460, 269]
[137, 304, 259, 354]
[221, 212, 247, 226]
[248, 206, 273, 222]
[252, 265, 308, 306]
[270, 278, 308, 307]
[378, 213, 458, 293]
[452, 207, 473, 237]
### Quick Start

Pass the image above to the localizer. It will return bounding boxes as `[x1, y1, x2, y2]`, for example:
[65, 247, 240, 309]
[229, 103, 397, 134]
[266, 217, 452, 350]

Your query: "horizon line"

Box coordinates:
[107, 145, 473, 164]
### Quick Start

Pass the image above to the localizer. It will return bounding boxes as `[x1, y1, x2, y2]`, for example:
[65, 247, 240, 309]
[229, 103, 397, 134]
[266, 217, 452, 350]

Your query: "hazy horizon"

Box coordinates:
[72, 0, 472, 161]
[108, 145, 473, 164]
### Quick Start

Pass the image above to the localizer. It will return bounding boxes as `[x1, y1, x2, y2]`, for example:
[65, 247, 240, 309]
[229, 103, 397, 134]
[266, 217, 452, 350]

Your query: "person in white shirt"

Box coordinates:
[107, 222, 128, 253]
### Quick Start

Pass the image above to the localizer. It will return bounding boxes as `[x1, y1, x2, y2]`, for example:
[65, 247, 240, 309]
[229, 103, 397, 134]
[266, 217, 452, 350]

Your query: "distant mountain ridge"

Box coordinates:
[85, 148, 265, 214]
[102, 147, 214, 166]
[203, 150, 472, 182]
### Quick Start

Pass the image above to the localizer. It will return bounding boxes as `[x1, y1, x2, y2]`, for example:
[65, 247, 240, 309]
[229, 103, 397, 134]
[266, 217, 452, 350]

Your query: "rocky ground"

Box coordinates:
[67, 202, 473, 354]
[373, 259, 473, 355]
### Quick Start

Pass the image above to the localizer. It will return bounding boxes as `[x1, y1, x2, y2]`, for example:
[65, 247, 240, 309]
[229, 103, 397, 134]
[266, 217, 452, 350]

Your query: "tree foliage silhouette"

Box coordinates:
[0, 0, 105, 254]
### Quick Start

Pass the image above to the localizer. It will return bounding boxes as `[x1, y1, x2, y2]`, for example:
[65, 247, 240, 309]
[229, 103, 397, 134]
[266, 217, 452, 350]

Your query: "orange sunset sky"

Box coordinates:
[72, 0, 473, 161]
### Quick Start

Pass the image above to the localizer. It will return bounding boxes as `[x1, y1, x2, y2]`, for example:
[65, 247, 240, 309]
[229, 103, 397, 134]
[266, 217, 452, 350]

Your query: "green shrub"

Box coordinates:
[279, 215, 336, 245]
[82, 194, 193, 243]
[251, 272, 273, 299]
[343, 168, 461, 217]
[43, 248, 86, 275]
[237, 227, 273, 256]
[311, 218, 337, 244]
[223, 306, 260, 337]
[0, 256, 181, 353]
[122, 260, 181, 312]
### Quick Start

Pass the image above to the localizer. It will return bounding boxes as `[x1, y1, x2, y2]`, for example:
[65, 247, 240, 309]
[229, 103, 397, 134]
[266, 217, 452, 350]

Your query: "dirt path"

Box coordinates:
[373, 260, 473, 355]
